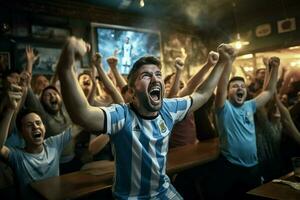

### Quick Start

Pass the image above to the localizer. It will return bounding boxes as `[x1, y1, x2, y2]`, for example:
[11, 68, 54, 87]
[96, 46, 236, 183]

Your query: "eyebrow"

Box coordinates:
[26, 120, 41, 124]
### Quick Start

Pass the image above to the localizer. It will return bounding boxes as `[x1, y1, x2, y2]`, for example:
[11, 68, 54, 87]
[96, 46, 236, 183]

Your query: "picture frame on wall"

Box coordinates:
[0, 52, 10, 73]
[31, 25, 70, 40]
[15, 44, 81, 75]
[16, 45, 60, 75]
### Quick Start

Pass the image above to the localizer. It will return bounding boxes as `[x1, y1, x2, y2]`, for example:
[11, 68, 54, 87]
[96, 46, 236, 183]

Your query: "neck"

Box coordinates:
[229, 99, 244, 107]
[130, 103, 158, 119]
[25, 144, 43, 154]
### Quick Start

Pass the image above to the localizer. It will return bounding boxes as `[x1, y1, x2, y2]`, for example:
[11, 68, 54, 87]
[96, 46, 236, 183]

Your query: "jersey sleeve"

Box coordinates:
[164, 96, 192, 124]
[100, 103, 127, 135]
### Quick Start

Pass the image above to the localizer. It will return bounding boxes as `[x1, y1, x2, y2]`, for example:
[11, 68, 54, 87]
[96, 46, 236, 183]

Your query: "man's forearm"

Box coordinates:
[57, 47, 90, 123]
[189, 62, 225, 113]
[111, 67, 127, 89]
[265, 66, 278, 94]
[195, 62, 225, 100]
[179, 62, 211, 97]
[96, 65, 124, 104]
[0, 108, 14, 148]
[167, 70, 182, 98]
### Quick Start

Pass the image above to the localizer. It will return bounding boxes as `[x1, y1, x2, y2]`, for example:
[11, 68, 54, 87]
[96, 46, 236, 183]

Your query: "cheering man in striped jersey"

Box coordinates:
[57, 37, 235, 199]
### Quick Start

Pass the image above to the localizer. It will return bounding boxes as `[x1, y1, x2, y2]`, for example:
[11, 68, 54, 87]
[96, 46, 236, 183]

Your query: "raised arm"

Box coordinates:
[166, 57, 185, 98]
[214, 47, 235, 109]
[107, 56, 127, 90]
[189, 44, 235, 113]
[178, 51, 219, 97]
[275, 94, 300, 145]
[92, 53, 124, 104]
[23, 46, 45, 114]
[86, 65, 98, 105]
[50, 70, 59, 86]
[25, 46, 39, 74]
[262, 57, 270, 90]
[0, 84, 23, 160]
[9, 71, 30, 133]
[57, 37, 105, 132]
[255, 57, 279, 109]
[279, 69, 293, 96]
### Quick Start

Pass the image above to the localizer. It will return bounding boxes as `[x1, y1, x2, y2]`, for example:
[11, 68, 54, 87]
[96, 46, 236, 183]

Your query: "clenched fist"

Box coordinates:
[66, 37, 90, 60]
[217, 44, 236, 64]
[92, 53, 103, 67]
[268, 57, 280, 69]
[207, 51, 219, 66]
[174, 57, 185, 71]
[106, 56, 118, 69]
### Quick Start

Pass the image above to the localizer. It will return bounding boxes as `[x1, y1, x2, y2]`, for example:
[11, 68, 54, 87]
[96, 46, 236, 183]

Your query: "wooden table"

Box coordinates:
[247, 172, 300, 200]
[31, 138, 219, 199]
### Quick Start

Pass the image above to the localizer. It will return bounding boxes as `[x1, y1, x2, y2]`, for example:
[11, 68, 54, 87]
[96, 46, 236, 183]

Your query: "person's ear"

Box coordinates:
[128, 87, 135, 99]
[128, 87, 133, 94]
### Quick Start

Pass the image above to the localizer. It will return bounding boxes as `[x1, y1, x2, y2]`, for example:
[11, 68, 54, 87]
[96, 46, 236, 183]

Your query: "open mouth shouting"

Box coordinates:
[50, 98, 58, 107]
[148, 84, 162, 106]
[83, 80, 91, 86]
[235, 90, 246, 103]
[32, 130, 43, 143]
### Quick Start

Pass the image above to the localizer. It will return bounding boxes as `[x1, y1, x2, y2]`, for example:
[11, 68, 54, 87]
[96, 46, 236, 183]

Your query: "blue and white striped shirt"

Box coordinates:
[101, 97, 191, 199]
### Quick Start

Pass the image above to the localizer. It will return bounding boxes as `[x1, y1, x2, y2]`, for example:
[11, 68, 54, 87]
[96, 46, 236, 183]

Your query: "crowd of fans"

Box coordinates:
[0, 37, 299, 199]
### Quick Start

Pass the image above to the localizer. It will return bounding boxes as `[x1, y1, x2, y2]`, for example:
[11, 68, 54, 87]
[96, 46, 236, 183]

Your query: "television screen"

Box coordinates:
[92, 23, 162, 75]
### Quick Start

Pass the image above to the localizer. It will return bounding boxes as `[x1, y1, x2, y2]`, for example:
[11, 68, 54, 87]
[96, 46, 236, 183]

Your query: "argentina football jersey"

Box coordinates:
[101, 96, 191, 199]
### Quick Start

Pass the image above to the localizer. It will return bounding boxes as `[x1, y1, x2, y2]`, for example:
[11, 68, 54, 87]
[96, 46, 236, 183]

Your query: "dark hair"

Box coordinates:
[40, 85, 60, 99]
[16, 108, 42, 132]
[227, 76, 245, 90]
[127, 56, 161, 87]
[78, 70, 92, 80]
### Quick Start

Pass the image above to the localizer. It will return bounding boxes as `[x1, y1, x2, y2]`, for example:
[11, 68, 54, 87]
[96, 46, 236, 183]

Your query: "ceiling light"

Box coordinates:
[289, 46, 300, 50]
[237, 54, 253, 59]
[230, 1, 250, 49]
[230, 33, 250, 50]
[140, 0, 144, 7]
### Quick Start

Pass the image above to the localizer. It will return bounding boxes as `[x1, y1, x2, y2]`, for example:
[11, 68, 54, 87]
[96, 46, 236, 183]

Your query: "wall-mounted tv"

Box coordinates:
[91, 23, 162, 75]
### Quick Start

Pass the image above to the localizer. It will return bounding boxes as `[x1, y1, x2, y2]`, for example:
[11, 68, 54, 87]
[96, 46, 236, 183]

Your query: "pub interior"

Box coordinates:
[0, 0, 300, 199]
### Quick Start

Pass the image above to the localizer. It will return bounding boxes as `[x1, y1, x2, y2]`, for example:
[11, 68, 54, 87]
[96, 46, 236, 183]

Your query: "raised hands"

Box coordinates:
[6, 83, 23, 110]
[66, 37, 91, 60]
[217, 44, 236, 64]
[262, 57, 269, 67]
[26, 46, 39, 65]
[174, 57, 185, 71]
[268, 57, 280, 69]
[19, 71, 31, 87]
[207, 51, 219, 66]
[106, 56, 118, 69]
[92, 52, 102, 67]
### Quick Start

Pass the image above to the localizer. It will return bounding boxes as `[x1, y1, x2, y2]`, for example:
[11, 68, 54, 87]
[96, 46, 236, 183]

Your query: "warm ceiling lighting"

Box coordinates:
[140, 0, 145, 7]
[289, 46, 300, 50]
[243, 66, 254, 72]
[292, 54, 300, 58]
[231, 1, 250, 50]
[290, 61, 300, 67]
[230, 33, 250, 50]
[237, 54, 253, 59]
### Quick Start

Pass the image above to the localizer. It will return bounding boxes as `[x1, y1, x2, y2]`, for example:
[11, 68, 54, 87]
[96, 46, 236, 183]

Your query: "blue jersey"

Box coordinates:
[8, 129, 72, 196]
[101, 97, 191, 199]
[216, 100, 257, 167]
